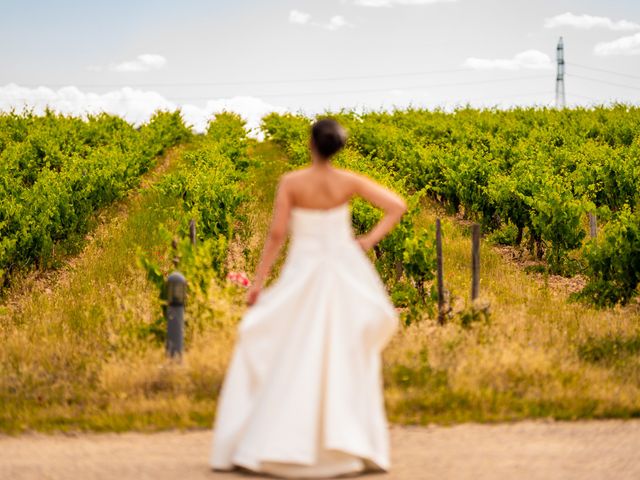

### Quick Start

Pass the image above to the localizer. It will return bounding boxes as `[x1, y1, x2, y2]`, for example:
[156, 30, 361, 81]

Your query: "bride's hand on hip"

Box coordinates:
[355, 235, 374, 252]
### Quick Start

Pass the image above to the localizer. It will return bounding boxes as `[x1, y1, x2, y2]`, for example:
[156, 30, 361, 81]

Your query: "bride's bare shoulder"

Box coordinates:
[334, 167, 371, 185]
[280, 166, 365, 190]
[279, 169, 306, 185]
[277, 169, 310, 193]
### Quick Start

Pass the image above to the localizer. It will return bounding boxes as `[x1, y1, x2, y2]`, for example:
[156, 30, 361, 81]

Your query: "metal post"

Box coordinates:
[471, 224, 480, 302]
[436, 218, 445, 325]
[556, 37, 566, 109]
[166, 271, 186, 358]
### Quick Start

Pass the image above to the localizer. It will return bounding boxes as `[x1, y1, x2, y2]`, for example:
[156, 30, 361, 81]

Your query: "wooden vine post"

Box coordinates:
[189, 219, 197, 247]
[436, 218, 445, 325]
[589, 213, 597, 240]
[471, 224, 480, 302]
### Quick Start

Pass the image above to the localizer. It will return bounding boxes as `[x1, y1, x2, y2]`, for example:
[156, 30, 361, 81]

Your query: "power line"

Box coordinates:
[2, 75, 550, 102]
[567, 62, 640, 81]
[568, 73, 640, 92]
[160, 75, 551, 101]
[10, 63, 640, 90]
[13, 67, 476, 89]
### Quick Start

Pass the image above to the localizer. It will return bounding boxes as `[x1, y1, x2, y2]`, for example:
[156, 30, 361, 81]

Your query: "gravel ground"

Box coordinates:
[1, 420, 639, 480]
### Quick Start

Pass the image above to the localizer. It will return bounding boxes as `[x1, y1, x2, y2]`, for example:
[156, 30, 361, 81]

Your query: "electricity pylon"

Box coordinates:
[556, 37, 566, 108]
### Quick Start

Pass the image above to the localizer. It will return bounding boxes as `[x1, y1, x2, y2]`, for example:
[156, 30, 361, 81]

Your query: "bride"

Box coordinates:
[210, 118, 407, 478]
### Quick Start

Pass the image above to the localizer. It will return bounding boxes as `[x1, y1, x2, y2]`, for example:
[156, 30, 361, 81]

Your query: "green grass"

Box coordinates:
[1, 141, 639, 433]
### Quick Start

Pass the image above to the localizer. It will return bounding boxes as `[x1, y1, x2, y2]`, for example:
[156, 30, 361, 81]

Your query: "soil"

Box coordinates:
[1, 420, 638, 480]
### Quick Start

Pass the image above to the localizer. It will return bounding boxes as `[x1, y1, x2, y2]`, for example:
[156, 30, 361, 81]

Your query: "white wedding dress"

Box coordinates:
[210, 201, 399, 478]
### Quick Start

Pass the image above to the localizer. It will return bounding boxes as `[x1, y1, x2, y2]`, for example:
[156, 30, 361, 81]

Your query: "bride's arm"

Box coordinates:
[350, 172, 407, 251]
[247, 176, 292, 302]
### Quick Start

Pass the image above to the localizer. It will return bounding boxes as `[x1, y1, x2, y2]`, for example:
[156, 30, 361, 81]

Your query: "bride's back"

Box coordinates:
[280, 118, 405, 215]
[285, 165, 355, 211]
[265, 118, 406, 254]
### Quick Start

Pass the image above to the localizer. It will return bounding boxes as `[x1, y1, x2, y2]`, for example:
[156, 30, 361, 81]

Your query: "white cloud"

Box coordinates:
[0, 84, 284, 137]
[355, 0, 455, 7]
[0, 84, 173, 125]
[181, 96, 286, 137]
[463, 50, 553, 70]
[289, 10, 311, 25]
[595, 32, 640, 56]
[323, 15, 353, 30]
[111, 54, 167, 73]
[544, 12, 640, 31]
[289, 10, 353, 31]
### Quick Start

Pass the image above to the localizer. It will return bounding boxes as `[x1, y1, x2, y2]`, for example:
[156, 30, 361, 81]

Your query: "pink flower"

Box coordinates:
[227, 271, 251, 288]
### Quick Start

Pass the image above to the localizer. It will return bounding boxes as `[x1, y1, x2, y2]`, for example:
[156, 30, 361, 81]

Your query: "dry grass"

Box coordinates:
[383, 203, 640, 424]
[1, 142, 639, 433]
[0, 142, 286, 433]
[0, 145, 242, 432]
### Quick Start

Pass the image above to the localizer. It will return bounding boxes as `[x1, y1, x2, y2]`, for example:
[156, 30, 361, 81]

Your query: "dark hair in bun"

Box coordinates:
[311, 118, 347, 159]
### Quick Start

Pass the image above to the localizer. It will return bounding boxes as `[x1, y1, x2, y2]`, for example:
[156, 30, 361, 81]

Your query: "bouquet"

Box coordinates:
[226, 271, 251, 288]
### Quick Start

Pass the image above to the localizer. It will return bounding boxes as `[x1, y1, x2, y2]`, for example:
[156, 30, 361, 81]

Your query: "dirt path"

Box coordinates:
[2, 420, 638, 480]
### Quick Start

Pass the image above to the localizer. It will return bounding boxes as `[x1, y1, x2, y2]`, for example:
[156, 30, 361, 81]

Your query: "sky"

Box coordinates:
[1, 0, 639, 134]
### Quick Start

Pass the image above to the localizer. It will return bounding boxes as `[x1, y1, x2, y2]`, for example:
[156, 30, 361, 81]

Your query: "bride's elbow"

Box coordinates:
[396, 198, 408, 216]
[385, 200, 407, 222]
